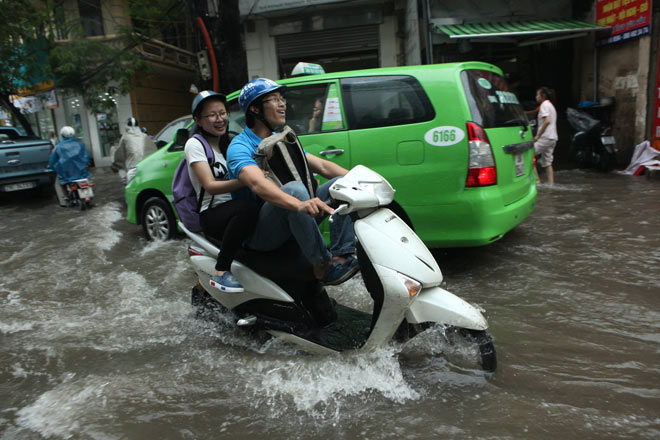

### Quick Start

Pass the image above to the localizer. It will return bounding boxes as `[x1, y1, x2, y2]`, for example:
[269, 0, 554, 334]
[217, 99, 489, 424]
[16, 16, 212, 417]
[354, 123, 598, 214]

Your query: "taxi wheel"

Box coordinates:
[141, 197, 176, 240]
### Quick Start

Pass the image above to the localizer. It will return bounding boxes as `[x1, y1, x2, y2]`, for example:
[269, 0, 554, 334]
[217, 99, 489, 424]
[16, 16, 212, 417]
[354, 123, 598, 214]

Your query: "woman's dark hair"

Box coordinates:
[194, 126, 231, 156]
[538, 86, 556, 104]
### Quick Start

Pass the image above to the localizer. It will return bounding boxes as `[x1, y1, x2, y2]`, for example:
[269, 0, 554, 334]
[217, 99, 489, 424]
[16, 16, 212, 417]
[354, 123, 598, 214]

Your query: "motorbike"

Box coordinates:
[66, 178, 94, 210]
[566, 107, 618, 172]
[183, 165, 496, 372]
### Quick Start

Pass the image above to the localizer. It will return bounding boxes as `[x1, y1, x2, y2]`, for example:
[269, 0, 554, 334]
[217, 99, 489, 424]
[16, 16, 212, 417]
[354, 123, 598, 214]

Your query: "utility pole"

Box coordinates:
[190, 0, 248, 94]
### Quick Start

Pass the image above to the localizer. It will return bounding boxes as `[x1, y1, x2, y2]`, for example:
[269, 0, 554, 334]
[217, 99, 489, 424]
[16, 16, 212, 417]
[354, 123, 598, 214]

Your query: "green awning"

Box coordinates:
[434, 19, 610, 45]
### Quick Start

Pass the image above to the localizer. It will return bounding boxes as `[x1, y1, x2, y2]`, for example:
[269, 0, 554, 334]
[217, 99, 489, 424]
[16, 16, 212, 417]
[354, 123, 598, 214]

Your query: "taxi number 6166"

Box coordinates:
[424, 126, 465, 147]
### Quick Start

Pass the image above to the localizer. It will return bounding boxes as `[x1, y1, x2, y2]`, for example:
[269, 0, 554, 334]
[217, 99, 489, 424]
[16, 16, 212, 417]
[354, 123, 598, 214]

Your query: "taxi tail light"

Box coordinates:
[466, 122, 497, 187]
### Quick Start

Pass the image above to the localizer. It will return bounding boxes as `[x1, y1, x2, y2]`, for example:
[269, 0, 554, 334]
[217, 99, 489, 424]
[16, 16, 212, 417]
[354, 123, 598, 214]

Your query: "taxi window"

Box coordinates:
[225, 83, 343, 136]
[157, 117, 191, 146]
[340, 76, 434, 130]
[461, 70, 527, 128]
[281, 83, 340, 135]
[227, 99, 245, 136]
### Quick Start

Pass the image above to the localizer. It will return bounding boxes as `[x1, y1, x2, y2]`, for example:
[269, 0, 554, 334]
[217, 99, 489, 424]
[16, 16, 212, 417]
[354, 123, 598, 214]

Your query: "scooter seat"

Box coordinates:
[236, 238, 316, 282]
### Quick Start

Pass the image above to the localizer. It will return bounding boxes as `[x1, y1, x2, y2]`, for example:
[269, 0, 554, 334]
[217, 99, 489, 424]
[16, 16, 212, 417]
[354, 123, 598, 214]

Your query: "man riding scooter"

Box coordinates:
[49, 126, 92, 207]
[226, 78, 359, 286]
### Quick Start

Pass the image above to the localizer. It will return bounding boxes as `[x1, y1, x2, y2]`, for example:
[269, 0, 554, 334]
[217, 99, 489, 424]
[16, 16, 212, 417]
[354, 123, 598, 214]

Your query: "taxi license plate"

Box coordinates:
[3, 181, 36, 192]
[514, 152, 525, 177]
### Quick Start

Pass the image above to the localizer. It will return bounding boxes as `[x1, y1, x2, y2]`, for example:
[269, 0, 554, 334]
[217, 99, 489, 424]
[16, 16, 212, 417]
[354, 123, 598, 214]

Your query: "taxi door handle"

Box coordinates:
[319, 148, 344, 156]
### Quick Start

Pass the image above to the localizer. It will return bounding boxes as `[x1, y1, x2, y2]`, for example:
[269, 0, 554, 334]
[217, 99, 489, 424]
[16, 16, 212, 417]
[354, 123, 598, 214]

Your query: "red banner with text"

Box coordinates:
[596, 0, 652, 45]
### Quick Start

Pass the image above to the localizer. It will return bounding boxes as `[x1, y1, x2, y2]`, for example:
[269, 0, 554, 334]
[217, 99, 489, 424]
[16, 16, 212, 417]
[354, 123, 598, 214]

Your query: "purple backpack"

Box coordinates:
[171, 134, 214, 233]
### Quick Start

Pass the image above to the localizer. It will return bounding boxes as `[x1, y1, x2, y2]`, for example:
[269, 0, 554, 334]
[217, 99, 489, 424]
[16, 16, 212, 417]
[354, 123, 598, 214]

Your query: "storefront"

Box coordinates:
[7, 81, 59, 140]
[54, 91, 128, 168]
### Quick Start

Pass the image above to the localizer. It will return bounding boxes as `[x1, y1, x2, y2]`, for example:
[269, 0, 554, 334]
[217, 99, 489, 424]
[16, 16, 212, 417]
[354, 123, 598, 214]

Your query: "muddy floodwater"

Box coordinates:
[1, 168, 658, 439]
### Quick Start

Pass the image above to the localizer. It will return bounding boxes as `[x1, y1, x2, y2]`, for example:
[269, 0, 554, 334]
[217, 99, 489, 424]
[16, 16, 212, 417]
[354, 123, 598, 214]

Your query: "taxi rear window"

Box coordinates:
[341, 76, 434, 130]
[462, 70, 527, 129]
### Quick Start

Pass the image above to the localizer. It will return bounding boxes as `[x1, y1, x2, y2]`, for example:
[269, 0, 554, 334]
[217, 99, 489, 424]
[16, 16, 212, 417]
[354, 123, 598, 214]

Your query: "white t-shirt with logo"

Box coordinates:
[184, 136, 232, 212]
[537, 99, 558, 141]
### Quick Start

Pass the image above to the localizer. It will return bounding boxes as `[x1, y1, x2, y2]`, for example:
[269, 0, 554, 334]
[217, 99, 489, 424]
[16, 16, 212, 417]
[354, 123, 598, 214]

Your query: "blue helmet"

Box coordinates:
[191, 90, 226, 117]
[239, 78, 286, 113]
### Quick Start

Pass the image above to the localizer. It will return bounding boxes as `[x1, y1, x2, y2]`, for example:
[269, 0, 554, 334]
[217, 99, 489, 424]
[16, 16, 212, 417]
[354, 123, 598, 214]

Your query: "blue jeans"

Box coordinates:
[245, 177, 356, 266]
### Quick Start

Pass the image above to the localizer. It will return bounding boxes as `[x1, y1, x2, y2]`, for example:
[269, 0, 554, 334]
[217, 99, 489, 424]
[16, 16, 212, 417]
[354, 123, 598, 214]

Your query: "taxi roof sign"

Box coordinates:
[291, 62, 325, 76]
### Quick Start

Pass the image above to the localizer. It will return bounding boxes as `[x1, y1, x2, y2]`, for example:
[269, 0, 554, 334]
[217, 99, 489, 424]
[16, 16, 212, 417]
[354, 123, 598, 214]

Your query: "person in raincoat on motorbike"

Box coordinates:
[49, 126, 92, 206]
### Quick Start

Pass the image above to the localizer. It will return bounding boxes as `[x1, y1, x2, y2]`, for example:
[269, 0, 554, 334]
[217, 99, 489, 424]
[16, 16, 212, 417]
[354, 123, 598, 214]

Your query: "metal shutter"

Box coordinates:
[276, 25, 380, 60]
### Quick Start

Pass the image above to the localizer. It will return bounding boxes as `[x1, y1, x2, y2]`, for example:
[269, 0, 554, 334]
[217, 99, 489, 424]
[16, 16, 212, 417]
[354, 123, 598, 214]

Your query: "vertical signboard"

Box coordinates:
[653, 49, 660, 151]
[596, 0, 652, 45]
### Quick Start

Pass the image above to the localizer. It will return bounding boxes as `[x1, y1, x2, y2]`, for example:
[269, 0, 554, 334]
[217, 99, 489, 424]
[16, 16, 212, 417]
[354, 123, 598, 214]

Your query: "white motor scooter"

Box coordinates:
[183, 165, 496, 371]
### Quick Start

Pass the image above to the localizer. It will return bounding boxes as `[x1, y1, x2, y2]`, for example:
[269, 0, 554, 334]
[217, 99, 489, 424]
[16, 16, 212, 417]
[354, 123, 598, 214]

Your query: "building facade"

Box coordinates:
[238, 0, 658, 164]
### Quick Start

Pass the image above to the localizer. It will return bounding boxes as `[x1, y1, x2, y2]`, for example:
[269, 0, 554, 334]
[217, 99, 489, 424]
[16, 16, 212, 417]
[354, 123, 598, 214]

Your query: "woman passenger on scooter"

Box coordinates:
[184, 91, 260, 293]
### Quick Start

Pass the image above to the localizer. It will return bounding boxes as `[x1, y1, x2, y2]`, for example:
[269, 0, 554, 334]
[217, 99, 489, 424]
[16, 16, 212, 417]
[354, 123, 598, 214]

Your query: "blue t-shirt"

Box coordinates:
[227, 126, 311, 200]
[226, 127, 263, 200]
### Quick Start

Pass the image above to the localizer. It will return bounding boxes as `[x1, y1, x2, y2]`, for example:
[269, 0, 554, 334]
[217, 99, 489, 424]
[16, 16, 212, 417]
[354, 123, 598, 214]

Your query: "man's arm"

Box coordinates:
[239, 164, 333, 217]
[306, 153, 348, 179]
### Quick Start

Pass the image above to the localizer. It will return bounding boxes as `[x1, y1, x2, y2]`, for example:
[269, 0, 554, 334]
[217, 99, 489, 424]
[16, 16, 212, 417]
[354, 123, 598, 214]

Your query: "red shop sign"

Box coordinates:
[596, 0, 652, 45]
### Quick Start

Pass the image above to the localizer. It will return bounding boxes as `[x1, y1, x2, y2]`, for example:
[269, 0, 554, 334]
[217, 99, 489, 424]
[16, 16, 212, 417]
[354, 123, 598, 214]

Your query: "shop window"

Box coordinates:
[63, 96, 85, 139]
[96, 110, 119, 157]
[340, 76, 434, 130]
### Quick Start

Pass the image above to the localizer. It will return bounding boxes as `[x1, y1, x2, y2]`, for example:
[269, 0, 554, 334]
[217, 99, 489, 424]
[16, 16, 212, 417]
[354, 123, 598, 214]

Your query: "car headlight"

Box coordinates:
[125, 167, 138, 185]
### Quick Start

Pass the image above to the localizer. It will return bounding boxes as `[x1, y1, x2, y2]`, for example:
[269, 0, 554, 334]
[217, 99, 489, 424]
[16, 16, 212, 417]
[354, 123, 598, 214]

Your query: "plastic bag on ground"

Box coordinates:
[617, 141, 660, 175]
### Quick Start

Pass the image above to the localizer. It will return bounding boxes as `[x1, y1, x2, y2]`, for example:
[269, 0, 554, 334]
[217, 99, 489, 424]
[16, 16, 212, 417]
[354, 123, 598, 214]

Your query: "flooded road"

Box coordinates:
[1, 168, 658, 439]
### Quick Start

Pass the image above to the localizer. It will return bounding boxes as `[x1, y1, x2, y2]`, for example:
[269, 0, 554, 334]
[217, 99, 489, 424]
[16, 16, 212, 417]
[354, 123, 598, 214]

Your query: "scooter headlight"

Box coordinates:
[397, 273, 422, 297]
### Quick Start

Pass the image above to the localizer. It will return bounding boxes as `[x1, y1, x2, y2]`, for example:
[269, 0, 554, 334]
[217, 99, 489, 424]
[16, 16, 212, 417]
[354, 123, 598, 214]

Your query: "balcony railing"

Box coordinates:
[137, 40, 196, 71]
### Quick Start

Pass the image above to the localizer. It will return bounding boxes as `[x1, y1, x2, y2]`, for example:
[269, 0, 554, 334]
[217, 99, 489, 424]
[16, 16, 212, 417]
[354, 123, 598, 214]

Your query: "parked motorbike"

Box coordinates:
[66, 178, 94, 210]
[567, 108, 618, 172]
[183, 165, 497, 372]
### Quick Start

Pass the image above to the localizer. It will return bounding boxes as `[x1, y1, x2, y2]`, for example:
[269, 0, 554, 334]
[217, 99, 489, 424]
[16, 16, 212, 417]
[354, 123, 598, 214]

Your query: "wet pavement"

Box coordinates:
[1, 167, 658, 439]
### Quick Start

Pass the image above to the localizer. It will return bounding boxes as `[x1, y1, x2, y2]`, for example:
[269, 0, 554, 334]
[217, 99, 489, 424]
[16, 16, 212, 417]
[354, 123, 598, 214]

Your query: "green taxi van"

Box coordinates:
[125, 61, 536, 247]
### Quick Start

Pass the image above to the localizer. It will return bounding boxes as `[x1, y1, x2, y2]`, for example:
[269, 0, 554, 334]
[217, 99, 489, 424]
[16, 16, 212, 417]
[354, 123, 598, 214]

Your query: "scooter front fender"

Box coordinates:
[406, 286, 488, 330]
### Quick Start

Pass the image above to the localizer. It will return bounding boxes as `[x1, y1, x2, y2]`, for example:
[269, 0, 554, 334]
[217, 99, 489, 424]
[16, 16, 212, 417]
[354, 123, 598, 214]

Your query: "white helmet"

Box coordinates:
[60, 126, 75, 138]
